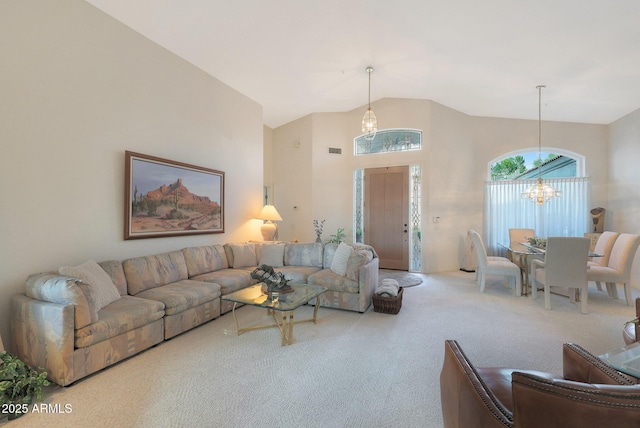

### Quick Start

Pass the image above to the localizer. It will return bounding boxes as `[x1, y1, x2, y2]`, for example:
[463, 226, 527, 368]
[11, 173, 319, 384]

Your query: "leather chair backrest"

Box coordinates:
[512, 372, 640, 427]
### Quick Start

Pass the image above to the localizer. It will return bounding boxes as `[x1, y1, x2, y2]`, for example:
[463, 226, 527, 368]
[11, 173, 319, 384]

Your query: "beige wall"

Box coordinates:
[0, 1, 264, 351]
[609, 107, 640, 285]
[271, 98, 611, 274]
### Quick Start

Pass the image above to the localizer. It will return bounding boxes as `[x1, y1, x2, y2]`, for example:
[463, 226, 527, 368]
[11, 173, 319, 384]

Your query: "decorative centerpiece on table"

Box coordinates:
[251, 264, 294, 296]
[526, 236, 547, 249]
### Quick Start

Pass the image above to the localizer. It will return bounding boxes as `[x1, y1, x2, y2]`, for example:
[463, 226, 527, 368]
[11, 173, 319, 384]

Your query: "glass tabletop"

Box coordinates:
[222, 282, 328, 312]
[500, 242, 602, 257]
[499, 242, 543, 255]
[599, 341, 640, 378]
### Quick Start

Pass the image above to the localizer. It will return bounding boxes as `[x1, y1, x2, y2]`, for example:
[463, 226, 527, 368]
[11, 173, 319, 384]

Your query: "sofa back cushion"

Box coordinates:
[123, 251, 188, 295]
[224, 243, 258, 268]
[323, 243, 338, 268]
[257, 242, 286, 267]
[324, 243, 376, 281]
[346, 248, 374, 281]
[25, 273, 95, 328]
[59, 260, 122, 317]
[284, 242, 324, 268]
[182, 245, 228, 277]
[98, 260, 128, 296]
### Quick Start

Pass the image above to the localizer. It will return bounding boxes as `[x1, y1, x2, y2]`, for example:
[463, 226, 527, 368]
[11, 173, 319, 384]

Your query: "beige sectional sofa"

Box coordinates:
[11, 241, 378, 386]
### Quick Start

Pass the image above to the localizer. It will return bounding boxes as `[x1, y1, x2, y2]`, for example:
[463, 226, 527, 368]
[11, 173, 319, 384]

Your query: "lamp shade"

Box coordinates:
[257, 205, 282, 221]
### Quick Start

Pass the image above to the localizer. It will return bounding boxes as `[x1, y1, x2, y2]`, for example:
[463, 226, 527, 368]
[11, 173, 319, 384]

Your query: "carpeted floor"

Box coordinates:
[378, 269, 424, 287]
[4, 271, 636, 428]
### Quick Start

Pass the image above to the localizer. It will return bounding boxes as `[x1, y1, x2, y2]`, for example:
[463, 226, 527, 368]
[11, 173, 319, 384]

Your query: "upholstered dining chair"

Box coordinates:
[587, 233, 640, 306]
[509, 228, 535, 247]
[508, 227, 542, 278]
[532, 237, 590, 314]
[468, 230, 522, 295]
[507, 228, 535, 261]
[587, 231, 619, 291]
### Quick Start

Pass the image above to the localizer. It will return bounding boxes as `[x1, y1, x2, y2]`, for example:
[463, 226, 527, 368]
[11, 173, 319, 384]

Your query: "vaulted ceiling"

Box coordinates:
[86, 0, 640, 128]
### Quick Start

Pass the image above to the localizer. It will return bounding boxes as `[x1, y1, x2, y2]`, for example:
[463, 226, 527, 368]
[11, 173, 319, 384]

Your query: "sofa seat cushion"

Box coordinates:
[134, 280, 220, 316]
[276, 266, 322, 283]
[74, 296, 165, 348]
[307, 269, 359, 293]
[190, 269, 253, 295]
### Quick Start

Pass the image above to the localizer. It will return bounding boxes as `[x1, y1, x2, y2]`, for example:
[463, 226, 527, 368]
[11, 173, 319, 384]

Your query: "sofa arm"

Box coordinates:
[563, 343, 638, 385]
[440, 340, 513, 428]
[11, 294, 76, 386]
[357, 257, 379, 311]
[512, 372, 640, 427]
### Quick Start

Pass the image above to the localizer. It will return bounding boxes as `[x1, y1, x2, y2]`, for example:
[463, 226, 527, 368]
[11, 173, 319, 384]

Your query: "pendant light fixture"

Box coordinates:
[361, 66, 377, 141]
[522, 85, 561, 205]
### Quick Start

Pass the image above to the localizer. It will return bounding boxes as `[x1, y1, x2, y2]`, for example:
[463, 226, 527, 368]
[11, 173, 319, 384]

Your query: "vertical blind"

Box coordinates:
[485, 177, 590, 255]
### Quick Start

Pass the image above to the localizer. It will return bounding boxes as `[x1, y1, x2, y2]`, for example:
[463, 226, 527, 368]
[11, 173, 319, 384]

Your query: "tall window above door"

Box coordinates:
[354, 129, 422, 156]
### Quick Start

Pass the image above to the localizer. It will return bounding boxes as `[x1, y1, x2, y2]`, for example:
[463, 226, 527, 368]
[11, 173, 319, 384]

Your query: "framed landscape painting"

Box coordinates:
[124, 151, 224, 239]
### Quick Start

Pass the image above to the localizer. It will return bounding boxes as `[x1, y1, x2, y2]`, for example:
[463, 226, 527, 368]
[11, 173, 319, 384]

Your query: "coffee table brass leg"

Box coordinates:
[313, 300, 320, 323]
[280, 312, 287, 346]
[231, 302, 240, 335]
[288, 312, 294, 345]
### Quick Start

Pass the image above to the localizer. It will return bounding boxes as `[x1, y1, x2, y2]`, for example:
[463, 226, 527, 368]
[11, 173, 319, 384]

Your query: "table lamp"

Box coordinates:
[257, 205, 282, 241]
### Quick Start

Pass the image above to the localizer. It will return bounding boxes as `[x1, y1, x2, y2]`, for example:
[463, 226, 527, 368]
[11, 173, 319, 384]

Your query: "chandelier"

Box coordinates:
[522, 85, 561, 205]
[361, 66, 377, 141]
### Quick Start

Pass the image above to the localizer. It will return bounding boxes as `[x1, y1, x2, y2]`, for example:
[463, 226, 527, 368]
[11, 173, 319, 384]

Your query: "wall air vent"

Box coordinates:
[328, 147, 342, 154]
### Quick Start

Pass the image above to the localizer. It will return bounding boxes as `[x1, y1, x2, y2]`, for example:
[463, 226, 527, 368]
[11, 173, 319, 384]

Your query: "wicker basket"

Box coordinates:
[373, 287, 403, 314]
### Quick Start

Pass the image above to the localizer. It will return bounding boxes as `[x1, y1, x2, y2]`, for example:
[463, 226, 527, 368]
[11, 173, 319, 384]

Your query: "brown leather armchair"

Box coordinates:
[440, 340, 640, 427]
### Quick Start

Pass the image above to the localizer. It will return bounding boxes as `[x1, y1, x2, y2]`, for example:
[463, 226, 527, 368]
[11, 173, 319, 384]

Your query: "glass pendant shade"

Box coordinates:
[361, 66, 377, 141]
[362, 108, 377, 141]
[523, 177, 562, 205]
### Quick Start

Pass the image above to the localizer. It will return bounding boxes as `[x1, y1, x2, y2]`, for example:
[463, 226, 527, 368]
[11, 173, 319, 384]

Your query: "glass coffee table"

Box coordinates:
[222, 282, 327, 346]
[599, 341, 640, 378]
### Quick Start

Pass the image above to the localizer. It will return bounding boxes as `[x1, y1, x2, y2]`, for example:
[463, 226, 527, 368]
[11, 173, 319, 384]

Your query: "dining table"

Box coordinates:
[499, 242, 602, 296]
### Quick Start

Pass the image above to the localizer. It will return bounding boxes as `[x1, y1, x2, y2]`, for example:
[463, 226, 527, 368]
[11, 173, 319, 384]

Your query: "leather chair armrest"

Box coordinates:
[512, 372, 640, 427]
[563, 343, 638, 385]
[440, 340, 513, 428]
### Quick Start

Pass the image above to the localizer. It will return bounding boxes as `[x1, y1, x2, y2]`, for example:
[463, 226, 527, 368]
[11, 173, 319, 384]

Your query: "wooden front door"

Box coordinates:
[364, 166, 409, 270]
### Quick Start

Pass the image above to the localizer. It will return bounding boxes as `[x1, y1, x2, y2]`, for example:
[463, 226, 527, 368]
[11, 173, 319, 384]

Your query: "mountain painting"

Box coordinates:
[125, 151, 224, 239]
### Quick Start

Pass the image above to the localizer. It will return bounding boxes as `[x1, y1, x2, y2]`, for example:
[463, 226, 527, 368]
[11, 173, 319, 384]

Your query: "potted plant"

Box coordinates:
[0, 351, 49, 420]
[328, 228, 347, 244]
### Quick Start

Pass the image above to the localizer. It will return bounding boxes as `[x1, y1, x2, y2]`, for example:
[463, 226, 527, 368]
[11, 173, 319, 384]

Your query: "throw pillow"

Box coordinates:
[59, 259, 121, 315]
[346, 249, 374, 281]
[229, 243, 257, 268]
[331, 242, 353, 276]
[259, 243, 285, 267]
